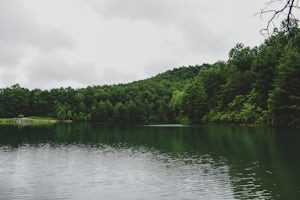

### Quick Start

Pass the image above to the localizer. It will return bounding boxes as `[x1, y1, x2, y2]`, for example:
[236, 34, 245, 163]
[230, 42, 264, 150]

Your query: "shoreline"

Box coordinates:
[0, 117, 72, 126]
[0, 117, 268, 128]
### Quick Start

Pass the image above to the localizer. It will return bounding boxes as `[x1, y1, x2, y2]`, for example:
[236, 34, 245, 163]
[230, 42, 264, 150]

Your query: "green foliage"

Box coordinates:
[229, 43, 256, 71]
[18, 114, 25, 118]
[0, 85, 30, 118]
[202, 24, 300, 127]
[56, 106, 67, 120]
[113, 102, 126, 122]
[169, 90, 184, 122]
[0, 24, 299, 127]
[268, 46, 300, 127]
[182, 77, 208, 123]
[198, 62, 227, 108]
[66, 110, 72, 120]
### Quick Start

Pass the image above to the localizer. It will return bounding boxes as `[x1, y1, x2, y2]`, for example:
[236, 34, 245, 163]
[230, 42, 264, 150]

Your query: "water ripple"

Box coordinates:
[0, 144, 236, 200]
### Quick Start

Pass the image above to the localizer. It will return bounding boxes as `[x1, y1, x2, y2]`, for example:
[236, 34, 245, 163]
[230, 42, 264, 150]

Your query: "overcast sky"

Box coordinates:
[0, 0, 270, 89]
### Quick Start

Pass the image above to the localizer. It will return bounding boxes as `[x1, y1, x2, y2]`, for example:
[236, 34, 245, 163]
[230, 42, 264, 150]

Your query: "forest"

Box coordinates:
[0, 22, 300, 128]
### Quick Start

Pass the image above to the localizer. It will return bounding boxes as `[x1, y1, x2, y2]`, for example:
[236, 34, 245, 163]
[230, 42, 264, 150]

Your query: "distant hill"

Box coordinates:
[1, 26, 300, 128]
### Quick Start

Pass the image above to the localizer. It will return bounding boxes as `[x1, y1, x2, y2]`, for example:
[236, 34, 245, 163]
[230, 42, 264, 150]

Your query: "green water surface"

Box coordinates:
[0, 123, 299, 199]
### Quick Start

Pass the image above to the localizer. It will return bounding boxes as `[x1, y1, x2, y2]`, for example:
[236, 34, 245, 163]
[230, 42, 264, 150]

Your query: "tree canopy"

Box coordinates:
[1, 22, 300, 128]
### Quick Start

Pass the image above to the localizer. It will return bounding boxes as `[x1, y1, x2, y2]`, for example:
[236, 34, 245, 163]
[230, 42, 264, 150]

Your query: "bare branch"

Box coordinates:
[257, 0, 300, 37]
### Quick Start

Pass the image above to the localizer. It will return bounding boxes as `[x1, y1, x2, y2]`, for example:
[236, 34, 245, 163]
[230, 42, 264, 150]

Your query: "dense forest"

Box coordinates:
[1, 22, 300, 128]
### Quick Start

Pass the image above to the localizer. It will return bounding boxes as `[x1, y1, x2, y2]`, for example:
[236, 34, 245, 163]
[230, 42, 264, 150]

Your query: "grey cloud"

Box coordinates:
[99, 68, 138, 85]
[92, 0, 181, 23]
[0, 1, 73, 67]
[178, 20, 228, 55]
[0, 42, 26, 66]
[144, 59, 178, 77]
[91, 0, 228, 55]
[0, 69, 19, 86]
[28, 56, 99, 86]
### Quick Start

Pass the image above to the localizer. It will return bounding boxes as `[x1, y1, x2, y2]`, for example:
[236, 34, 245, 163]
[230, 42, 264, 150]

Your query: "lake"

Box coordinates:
[0, 123, 299, 199]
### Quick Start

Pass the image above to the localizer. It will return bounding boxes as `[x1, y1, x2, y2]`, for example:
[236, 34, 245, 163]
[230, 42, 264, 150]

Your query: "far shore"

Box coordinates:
[0, 116, 72, 126]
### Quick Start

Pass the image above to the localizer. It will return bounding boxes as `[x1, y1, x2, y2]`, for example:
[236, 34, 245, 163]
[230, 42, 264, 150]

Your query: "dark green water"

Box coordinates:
[0, 123, 299, 199]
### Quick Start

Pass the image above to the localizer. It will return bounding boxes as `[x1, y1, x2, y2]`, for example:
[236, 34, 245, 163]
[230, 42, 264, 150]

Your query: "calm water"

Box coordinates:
[0, 123, 299, 200]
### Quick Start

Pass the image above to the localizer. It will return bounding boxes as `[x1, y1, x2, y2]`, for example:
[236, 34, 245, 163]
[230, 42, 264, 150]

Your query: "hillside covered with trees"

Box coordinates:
[1, 22, 300, 128]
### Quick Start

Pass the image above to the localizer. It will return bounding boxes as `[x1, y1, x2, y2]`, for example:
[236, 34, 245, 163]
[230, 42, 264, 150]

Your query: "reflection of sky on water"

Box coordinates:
[0, 145, 236, 200]
[0, 124, 299, 199]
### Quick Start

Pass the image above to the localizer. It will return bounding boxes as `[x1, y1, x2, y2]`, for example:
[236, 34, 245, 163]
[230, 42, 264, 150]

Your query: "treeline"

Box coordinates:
[0, 66, 201, 122]
[0, 22, 299, 127]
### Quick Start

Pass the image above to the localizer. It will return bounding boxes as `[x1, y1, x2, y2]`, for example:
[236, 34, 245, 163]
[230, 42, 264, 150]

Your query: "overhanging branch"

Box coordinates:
[256, 0, 299, 36]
